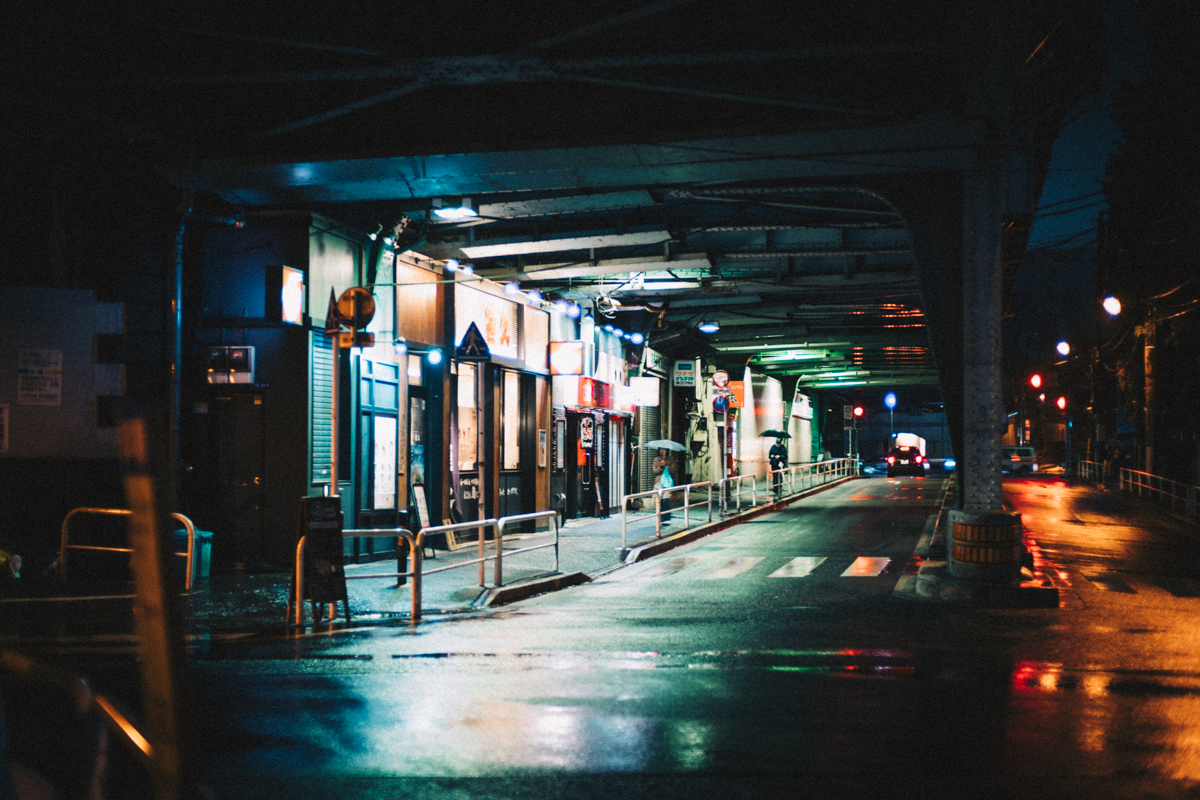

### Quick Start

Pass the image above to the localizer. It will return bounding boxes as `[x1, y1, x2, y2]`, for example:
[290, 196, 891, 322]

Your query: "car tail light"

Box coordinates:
[887, 456, 895, 464]
[915, 455, 923, 464]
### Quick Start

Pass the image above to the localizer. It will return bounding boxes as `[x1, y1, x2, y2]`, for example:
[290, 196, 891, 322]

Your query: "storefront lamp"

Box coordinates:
[505, 281, 522, 295]
[612, 328, 624, 337]
[630, 332, 644, 345]
[427, 349, 443, 365]
[698, 320, 720, 333]
[604, 324, 614, 332]
[567, 302, 581, 319]
[526, 289, 542, 303]
[459, 263, 474, 277]
[444, 259, 459, 273]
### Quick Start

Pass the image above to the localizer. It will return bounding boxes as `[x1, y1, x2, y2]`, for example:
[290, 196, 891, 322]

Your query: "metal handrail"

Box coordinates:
[289, 511, 561, 625]
[493, 509, 560, 587]
[1119, 468, 1198, 517]
[717, 474, 758, 514]
[60, 507, 201, 592]
[1074, 459, 1110, 485]
[619, 481, 714, 550]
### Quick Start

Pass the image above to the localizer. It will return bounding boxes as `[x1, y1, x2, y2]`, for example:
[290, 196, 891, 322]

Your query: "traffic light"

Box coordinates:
[853, 405, 865, 419]
[1029, 374, 1042, 389]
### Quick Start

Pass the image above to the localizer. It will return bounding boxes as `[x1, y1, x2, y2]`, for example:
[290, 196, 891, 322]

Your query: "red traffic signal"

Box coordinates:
[853, 406, 865, 418]
[1055, 396, 1067, 410]
[1029, 374, 1043, 389]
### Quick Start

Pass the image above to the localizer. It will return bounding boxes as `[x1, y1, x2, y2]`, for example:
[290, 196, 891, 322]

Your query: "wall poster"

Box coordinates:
[18, 349, 62, 406]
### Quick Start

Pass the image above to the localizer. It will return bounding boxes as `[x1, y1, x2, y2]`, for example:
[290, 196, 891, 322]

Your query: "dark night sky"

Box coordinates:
[1010, 0, 1145, 368]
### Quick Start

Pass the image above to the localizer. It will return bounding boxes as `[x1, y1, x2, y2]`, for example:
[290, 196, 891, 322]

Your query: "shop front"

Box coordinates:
[551, 376, 630, 520]
[451, 282, 550, 527]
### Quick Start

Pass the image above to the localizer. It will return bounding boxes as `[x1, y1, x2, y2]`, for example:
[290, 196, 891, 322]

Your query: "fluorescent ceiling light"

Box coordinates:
[616, 282, 701, 292]
[433, 197, 477, 221]
[461, 230, 670, 259]
[698, 320, 720, 334]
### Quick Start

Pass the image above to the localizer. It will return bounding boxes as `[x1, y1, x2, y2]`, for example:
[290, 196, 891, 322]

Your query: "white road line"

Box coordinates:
[768, 557, 827, 578]
[700, 557, 764, 580]
[636, 557, 703, 579]
[840, 557, 891, 577]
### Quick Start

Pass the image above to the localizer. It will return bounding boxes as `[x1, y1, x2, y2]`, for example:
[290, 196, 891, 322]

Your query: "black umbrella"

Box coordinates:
[760, 430, 791, 439]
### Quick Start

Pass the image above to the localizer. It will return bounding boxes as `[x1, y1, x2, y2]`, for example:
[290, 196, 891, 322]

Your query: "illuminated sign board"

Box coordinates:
[791, 390, 813, 420]
[549, 341, 584, 375]
[456, 286, 519, 360]
[628, 376, 660, 407]
[281, 267, 305, 325]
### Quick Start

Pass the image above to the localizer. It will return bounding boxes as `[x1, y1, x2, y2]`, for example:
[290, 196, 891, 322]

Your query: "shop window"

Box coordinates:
[502, 370, 520, 470]
[373, 416, 397, 509]
[458, 362, 477, 470]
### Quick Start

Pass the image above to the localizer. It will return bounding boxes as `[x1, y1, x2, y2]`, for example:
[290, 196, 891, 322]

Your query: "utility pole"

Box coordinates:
[1144, 303, 1156, 473]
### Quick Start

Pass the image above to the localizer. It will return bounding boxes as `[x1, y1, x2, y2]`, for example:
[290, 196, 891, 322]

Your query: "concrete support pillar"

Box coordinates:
[960, 156, 1006, 513]
[952, 156, 1022, 582]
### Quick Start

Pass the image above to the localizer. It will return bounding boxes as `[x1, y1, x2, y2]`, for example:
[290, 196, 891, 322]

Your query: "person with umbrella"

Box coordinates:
[645, 439, 684, 522]
[763, 430, 790, 497]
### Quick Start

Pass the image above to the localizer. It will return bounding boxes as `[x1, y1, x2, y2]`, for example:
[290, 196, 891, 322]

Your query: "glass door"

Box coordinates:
[355, 357, 400, 560]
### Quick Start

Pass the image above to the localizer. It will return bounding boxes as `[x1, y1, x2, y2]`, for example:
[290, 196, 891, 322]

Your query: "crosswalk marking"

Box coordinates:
[636, 557, 703, 579]
[840, 557, 891, 577]
[769, 557, 827, 578]
[700, 557, 764, 579]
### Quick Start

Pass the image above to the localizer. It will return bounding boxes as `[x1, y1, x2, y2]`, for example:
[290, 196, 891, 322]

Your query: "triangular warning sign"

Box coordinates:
[455, 322, 492, 361]
[324, 288, 341, 336]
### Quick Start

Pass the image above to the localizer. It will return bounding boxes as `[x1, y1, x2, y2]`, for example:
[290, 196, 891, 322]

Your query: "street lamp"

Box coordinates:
[1056, 340, 1071, 357]
[1103, 295, 1121, 316]
[884, 391, 897, 439]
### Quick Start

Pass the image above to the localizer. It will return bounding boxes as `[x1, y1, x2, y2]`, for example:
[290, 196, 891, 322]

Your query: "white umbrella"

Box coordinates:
[642, 439, 686, 451]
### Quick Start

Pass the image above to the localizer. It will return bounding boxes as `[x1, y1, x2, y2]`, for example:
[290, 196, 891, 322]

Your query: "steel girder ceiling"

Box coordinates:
[32, 0, 1105, 398]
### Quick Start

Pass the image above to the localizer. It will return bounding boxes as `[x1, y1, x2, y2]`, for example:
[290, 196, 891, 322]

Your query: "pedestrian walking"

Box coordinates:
[768, 437, 788, 497]
[653, 449, 676, 521]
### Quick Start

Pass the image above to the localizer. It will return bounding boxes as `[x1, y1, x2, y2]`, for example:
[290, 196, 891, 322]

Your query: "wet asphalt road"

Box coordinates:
[7, 475, 1200, 799]
[177, 475, 1200, 800]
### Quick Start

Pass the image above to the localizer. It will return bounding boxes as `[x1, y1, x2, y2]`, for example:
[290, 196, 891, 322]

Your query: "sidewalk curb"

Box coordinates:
[905, 562, 1059, 608]
[622, 476, 856, 564]
[475, 571, 592, 608]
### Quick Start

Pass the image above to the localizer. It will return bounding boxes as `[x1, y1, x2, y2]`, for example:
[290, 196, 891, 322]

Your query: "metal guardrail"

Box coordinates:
[59, 507, 202, 592]
[1074, 459, 1111, 485]
[619, 458, 860, 551]
[289, 510, 560, 625]
[620, 482, 714, 550]
[717, 474, 758, 514]
[1073, 460, 1198, 519]
[1120, 468, 1198, 518]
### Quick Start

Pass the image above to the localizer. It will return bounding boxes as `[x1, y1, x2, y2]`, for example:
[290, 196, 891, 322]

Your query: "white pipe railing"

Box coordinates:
[618, 458, 859, 551]
[60, 507, 202, 592]
[1119, 468, 1198, 518]
[1074, 459, 1111, 485]
[619, 482, 714, 551]
[289, 511, 560, 626]
[717, 474, 758, 514]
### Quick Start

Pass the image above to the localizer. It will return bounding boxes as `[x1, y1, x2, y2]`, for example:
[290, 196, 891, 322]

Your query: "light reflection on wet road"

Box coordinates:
[182, 475, 1200, 798]
[11, 475, 1200, 798]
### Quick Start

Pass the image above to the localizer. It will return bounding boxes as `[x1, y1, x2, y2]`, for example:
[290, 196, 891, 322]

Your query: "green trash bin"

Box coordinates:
[173, 529, 212, 585]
